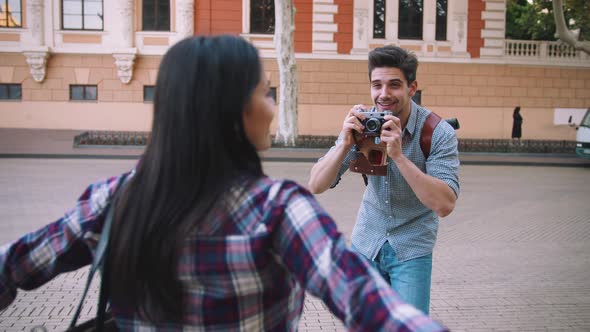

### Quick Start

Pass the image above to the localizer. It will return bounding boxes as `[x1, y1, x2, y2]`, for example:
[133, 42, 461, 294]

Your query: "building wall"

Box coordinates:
[0, 53, 155, 131]
[467, 0, 484, 58]
[285, 58, 590, 141]
[195, 0, 313, 52]
[1, 0, 589, 141]
[334, 0, 353, 54]
[294, 0, 313, 53]
[194, 0, 242, 35]
[2, 53, 589, 140]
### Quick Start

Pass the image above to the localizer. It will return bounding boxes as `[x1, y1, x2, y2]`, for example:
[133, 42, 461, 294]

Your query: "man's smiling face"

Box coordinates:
[370, 67, 417, 118]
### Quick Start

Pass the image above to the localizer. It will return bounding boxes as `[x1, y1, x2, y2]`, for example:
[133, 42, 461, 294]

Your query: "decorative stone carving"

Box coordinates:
[354, 8, 368, 41]
[454, 14, 466, 44]
[351, 8, 369, 54]
[27, 0, 44, 46]
[113, 54, 136, 84]
[24, 51, 49, 82]
[176, 0, 195, 39]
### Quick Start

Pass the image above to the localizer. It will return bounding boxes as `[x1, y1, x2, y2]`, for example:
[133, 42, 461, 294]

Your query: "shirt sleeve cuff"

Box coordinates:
[0, 249, 17, 310]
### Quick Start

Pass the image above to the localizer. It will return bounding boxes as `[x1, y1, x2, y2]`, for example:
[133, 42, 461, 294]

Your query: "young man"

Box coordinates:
[308, 46, 460, 314]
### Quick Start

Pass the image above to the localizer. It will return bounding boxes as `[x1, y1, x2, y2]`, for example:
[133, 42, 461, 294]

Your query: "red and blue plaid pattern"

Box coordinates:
[0, 172, 447, 331]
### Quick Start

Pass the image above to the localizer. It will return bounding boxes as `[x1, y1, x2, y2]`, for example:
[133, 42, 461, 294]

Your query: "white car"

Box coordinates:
[569, 108, 590, 159]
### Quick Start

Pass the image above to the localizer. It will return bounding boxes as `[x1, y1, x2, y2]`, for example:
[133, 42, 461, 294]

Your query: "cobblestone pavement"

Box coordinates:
[0, 159, 589, 331]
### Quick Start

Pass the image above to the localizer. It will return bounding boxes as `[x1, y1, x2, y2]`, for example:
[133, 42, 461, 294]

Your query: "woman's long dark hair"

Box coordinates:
[107, 35, 264, 323]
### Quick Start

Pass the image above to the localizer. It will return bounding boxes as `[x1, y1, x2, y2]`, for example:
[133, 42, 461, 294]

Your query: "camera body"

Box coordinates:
[360, 111, 393, 136]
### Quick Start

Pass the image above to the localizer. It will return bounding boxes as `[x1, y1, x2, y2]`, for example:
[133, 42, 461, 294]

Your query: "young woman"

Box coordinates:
[0, 35, 447, 331]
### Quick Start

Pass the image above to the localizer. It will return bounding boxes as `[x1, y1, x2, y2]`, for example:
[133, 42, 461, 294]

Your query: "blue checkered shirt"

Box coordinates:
[325, 101, 460, 262]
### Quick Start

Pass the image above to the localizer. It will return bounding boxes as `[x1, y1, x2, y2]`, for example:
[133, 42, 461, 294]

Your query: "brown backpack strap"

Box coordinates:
[421, 112, 442, 160]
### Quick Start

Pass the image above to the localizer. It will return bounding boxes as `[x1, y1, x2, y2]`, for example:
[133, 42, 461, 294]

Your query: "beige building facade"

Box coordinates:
[0, 0, 589, 140]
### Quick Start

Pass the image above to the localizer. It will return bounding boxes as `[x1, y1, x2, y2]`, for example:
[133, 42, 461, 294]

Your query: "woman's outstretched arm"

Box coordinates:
[268, 180, 448, 332]
[0, 173, 129, 310]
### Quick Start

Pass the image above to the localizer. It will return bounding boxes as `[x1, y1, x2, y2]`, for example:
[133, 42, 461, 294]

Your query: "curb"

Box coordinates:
[2, 151, 589, 168]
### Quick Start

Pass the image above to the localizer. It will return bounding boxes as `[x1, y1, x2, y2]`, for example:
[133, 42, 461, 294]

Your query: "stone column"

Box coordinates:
[385, 0, 398, 41]
[422, 0, 436, 54]
[23, 0, 49, 82]
[27, 0, 44, 46]
[112, 0, 137, 84]
[449, 0, 469, 56]
[351, 0, 369, 54]
[118, 0, 135, 49]
[175, 0, 195, 41]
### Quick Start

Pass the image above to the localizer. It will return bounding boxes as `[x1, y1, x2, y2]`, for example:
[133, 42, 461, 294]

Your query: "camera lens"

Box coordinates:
[365, 118, 380, 132]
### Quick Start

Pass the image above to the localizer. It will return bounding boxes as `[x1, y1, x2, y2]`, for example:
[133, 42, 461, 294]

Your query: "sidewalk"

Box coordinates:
[1, 128, 589, 167]
[2, 128, 590, 331]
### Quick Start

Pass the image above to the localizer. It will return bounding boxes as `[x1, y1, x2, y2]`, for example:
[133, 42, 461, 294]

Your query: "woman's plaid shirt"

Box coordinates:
[0, 172, 447, 331]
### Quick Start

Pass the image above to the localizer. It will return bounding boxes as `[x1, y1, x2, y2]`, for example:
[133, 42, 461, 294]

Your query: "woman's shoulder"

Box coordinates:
[77, 171, 133, 211]
[221, 176, 317, 232]
[255, 176, 309, 192]
[250, 176, 313, 204]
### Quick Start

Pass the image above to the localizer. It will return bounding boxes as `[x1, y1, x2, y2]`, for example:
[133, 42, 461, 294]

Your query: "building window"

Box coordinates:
[0, 83, 22, 100]
[143, 0, 170, 31]
[144, 85, 155, 102]
[0, 0, 22, 27]
[250, 0, 274, 34]
[412, 90, 421, 105]
[62, 0, 103, 30]
[435, 0, 447, 41]
[70, 85, 97, 101]
[399, 0, 423, 40]
[373, 0, 386, 39]
[267, 86, 277, 104]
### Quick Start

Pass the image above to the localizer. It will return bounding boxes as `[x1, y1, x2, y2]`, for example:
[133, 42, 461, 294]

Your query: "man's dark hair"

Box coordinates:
[107, 35, 263, 323]
[368, 45, 418, 85]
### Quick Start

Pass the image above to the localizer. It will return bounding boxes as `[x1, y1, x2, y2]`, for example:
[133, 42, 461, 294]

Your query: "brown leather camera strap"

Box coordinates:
[357, 111, 442, 186]
[420, 111, 442, 160]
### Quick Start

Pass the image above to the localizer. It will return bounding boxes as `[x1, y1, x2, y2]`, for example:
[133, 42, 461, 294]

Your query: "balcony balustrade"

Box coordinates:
[505, 39, 589, 66]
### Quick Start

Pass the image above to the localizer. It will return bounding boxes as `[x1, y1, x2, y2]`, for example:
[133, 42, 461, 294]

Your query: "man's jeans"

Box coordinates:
[353, 241, 432, 314]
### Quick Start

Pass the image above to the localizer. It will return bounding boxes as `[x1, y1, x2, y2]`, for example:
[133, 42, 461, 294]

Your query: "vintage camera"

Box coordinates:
[360, 110, 393, 136]
[349, 109, 393, 177]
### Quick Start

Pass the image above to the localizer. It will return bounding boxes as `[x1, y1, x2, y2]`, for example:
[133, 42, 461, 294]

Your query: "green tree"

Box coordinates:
[506, 0, 589, 41]
[553, 0, 590, 54]
[564, 0, 590, 40]
[506, 0, 533, 40]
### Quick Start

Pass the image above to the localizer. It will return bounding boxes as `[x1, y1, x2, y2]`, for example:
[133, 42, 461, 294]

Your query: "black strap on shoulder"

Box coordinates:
[69, 203, 114, 330]
[69, 176, 126, 330]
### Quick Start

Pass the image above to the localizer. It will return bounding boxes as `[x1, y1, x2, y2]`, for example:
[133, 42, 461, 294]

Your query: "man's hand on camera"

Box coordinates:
[380, 114, 403, 161]
[340, 104, 367, 148]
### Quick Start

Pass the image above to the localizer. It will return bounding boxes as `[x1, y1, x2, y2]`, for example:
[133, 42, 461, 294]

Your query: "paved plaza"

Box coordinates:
[0, 158, 589, 331]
